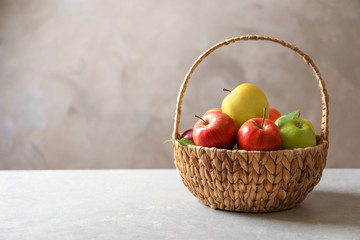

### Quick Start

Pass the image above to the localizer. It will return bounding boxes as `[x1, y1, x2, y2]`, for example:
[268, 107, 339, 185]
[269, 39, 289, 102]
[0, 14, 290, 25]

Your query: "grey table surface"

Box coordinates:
[0, 169, 359, 240]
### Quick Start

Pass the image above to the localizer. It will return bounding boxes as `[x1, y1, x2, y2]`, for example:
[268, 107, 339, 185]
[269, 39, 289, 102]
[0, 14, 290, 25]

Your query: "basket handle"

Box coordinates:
[173, 35, 329, 141]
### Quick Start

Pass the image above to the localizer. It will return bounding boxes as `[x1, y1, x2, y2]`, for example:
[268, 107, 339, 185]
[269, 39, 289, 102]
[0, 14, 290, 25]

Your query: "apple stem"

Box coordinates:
[298, 112, 301, 118]
[195, 115, 208, 124]
[223, 88, 231, 93]
[261, 107, 266, 129]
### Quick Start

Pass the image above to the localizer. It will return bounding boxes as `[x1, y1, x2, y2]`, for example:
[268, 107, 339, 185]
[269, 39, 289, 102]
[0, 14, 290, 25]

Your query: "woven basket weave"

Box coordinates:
[172, 35, 329, 212]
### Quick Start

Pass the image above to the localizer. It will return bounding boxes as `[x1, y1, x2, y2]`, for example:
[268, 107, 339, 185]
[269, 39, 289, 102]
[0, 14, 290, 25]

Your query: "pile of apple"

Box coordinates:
[174, 83, 317, 151]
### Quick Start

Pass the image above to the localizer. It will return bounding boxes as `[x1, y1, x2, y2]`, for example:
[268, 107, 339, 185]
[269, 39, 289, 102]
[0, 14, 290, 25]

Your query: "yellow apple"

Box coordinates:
[221, 83, 269, 127]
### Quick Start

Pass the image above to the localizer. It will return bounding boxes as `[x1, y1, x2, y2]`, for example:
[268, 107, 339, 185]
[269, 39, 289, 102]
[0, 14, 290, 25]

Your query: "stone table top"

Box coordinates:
[0, 169, 359, 240]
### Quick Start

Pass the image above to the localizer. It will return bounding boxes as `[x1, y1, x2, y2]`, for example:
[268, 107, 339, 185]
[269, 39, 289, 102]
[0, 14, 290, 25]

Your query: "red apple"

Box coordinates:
[180, 129, 194, 142]
[269, 107, 281, 123]
[204, 108, 222, 115]
[237, 116, 282, 151]
[193, 112, 237, 149]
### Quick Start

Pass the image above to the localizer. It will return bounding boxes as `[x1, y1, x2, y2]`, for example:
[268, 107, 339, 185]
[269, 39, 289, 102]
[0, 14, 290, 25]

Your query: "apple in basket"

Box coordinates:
[278, 119, 316, 149]
[269, 107, 282, 123]
[222, 83, 269, 127]
[237, 108, 282, 151]
[275, 111, 316, 149]
[180, 129, 194, 142]
[193, 111, 237, 149]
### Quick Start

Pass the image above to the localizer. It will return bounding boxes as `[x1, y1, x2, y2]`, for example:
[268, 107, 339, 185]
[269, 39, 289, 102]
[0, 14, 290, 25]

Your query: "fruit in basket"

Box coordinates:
[237, 108, 282, 151]
[278, 118, 316, 149]
[269, 107, 281, 122]
[180, 129, 194, 142]
[222, 83, 269, 127]
[193, 111, 237, 149]
[204, 108, 222, 115]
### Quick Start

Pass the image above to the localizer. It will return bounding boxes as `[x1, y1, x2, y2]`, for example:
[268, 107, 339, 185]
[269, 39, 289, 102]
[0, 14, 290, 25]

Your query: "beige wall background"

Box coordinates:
[0, 0, 359, 169]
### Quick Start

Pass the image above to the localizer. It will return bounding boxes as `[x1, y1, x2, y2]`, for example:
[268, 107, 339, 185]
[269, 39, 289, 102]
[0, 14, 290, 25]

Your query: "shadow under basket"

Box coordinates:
[172, 35, 329, 213]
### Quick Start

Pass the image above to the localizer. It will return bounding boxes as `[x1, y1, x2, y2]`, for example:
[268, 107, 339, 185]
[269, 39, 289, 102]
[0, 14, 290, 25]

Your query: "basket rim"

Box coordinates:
[174, 137, 328, 155]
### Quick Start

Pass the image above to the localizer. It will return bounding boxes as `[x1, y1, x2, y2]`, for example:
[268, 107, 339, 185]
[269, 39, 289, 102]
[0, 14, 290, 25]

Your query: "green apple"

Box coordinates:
[278, 118, 316, 149]
[276, 116, 315, 133]
[221, 83, 269, 127]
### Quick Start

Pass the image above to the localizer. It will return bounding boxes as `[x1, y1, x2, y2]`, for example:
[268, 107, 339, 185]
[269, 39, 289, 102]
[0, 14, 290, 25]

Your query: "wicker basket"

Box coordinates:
[172, 35, 329, 213]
